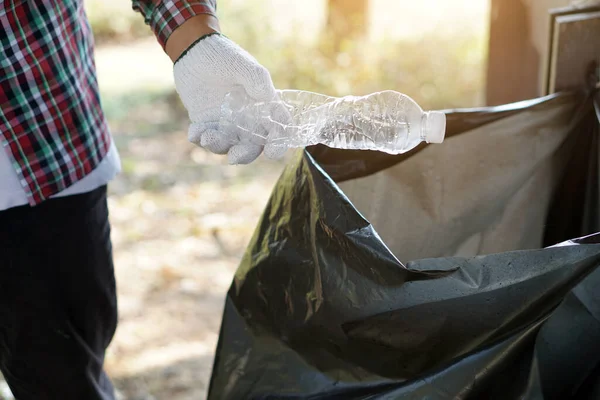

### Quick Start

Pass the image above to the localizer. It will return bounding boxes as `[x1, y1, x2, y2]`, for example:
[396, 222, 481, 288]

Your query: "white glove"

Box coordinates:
[173, 33, 288, 164]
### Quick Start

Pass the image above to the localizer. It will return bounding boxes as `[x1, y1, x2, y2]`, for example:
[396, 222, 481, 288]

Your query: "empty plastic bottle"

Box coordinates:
[219, 88, 446, 155]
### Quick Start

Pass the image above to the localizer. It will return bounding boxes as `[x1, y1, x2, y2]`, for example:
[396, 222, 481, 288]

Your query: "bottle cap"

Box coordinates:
[424, 111, 446, 144]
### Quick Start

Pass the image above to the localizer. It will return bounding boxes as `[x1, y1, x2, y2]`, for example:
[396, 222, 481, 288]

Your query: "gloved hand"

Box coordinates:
[173, 33, 288, 164]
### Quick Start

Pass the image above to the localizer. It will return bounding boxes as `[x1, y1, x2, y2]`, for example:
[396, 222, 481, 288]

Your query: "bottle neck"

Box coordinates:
[421, 111, 446, 144]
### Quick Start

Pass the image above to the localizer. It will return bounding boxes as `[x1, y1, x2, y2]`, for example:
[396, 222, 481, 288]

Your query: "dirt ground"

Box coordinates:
[100, 83, 288, 398]
[104, 138, 286, 400]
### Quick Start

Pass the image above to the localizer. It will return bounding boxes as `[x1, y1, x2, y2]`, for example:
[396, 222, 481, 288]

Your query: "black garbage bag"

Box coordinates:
[207, 92, 600, 400]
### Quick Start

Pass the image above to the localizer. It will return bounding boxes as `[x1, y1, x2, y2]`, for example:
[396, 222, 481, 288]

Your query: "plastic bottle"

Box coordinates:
[219, 88, 446, 155]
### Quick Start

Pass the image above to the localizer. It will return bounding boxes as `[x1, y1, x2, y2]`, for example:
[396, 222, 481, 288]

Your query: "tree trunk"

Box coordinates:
[326, 0, 369, 50]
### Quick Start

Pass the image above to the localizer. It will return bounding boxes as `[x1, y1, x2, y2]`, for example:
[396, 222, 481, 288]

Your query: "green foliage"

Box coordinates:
[217, 0, 486, 109]
[268, 33, 486, 109]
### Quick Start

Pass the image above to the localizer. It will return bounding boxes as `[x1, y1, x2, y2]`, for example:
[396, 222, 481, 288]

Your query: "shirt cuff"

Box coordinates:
[148, 1, 217, 49]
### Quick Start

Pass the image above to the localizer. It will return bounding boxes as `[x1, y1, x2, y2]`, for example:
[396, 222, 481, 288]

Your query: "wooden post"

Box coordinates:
[545, 7, 600, 93]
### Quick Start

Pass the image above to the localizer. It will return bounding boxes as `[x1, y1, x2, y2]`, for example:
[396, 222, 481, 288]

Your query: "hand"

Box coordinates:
[172, 32, 288, 164]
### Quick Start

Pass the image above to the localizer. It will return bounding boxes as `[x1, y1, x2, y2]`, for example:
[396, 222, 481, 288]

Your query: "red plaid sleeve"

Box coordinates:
[132, 0, 217, 49]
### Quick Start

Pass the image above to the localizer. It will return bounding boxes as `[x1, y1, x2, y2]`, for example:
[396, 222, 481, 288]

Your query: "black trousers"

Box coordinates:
[0, 186, 117, 400]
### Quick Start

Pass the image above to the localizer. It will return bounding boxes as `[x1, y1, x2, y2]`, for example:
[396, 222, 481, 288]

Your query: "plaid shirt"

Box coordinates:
[0, 0, 216, 205]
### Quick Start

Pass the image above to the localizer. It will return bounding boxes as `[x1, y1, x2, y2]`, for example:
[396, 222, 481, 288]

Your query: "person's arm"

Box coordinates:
[132, 1, 288, 164]
[165, 15, 220, 62]
[131, 0, 218, 58]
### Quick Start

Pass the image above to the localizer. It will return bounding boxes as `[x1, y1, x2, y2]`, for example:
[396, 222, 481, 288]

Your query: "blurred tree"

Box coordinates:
[326, 0, 369, 51]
